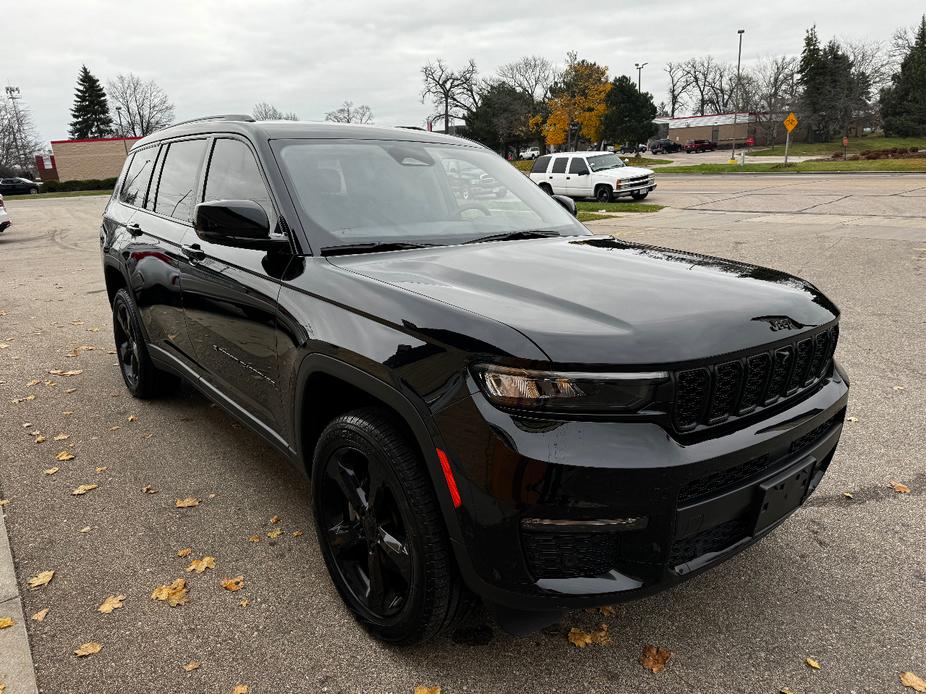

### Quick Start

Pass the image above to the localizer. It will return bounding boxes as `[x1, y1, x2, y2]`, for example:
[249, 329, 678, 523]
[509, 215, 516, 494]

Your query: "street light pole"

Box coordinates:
[115, 106, 128, 154]
[730, 29, 745, 164]
[634, 62, 648, 91]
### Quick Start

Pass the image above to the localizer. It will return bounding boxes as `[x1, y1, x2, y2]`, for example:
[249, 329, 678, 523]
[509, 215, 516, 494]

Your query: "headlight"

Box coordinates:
[471, 364, 668, 413]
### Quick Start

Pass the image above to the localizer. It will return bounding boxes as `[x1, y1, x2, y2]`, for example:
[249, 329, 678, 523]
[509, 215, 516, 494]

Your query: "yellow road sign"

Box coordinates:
[784, 112, 799, 133]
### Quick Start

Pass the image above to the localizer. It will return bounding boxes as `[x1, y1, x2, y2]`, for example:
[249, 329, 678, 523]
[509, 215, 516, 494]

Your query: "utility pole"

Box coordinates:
[5, 85, 29, 175]
[729, 29, 745, 165]
[634, 62, 648, 91]
[115, 105, 128, 154]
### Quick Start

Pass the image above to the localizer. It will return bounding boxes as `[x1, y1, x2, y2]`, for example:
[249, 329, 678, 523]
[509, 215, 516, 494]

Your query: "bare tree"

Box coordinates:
[890, 24, 916, 66]
[664, 61, 691, 117]
[682, 56, 716, 115]
[252, 102, 298, 121]
[496, 56, 556, 100]
[420, 58, 479, 133]
[324, 100, 373, 124]
[746, 56, 799, 144]
[107, 74, 175, 136]
[705, 62, 738, 113]
[0, 99, 41, 175]
[844, 39, 894, 93]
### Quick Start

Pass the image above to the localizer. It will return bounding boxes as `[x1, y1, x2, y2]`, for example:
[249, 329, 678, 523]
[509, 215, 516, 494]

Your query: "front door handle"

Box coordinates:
[181, 243, 206, 261]
[126, 222, 142, 236]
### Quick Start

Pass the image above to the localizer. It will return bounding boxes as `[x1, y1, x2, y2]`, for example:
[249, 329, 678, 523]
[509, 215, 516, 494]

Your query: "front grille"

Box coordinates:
[673, 325, 838, 432]
[670, 519, 750, 566]
[522, 530, 620, 579]
[789, 413, 839, 455]
[678, 453, 771, 504]
[624, 174, 654, 187]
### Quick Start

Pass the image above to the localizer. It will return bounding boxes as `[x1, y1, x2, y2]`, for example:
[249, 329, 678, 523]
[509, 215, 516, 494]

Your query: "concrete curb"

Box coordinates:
[0, 505, 40, 694]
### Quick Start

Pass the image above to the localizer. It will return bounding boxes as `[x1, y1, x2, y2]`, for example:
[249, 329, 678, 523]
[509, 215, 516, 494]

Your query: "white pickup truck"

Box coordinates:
[528, 151, 656, 203]
[518, 146, 541, 160]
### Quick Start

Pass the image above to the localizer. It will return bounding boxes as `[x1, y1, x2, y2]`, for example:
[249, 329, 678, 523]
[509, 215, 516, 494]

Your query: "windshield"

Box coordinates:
[274, 139, 587, 251]
[586, 154, 626, 172]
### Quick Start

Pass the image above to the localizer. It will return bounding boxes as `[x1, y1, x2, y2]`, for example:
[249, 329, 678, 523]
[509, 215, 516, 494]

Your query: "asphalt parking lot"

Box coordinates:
[1, 175, 924, 694]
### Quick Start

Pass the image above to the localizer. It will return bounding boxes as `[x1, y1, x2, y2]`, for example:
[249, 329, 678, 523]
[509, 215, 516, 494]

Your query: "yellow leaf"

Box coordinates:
[641, 644, 672, 673]
[44, 467, 59, 476]
[55, 450, 75, 462]
[842, 491, 854, 499]
[53, 433, 69, 441]
[599, 605, 616, 617]
[177, 547, 193, 558]
[96, 467, 107, 473]
[893, 385, 906, 391]
[48, 369, 82, 377]
[0, 342, 9, 349]
[32, 608, 49, 622]
[805, 657, 822, 670]
[182, 660, 201, 672]
[127, 414, 138, 422]
[175, 497, 200, 508]
[291, 530, 304, 538]
[780, 689, 795, 694]
[900, 671, 926, 692]
[567, 623, 611, 648]
[847, 416, 859, 422]
[63, 410, 73, 416]
[98, 595, 126, 614]
[151, 578, 189, 607]
[232, 685, 249, 694]
[109, 425, 120, 431]
[79, 526, 92, 533]
[270, 515, 281, 524]
[267, 528, 283, 539]
[186, 556, 216, 574]
[0, 499, 8, 507]
[72, 484, 98, 496]
[238, 598, 250, 608]
[142, 485, 157, 494]
[0, 617, 14, 629]
[890, 480, 911, 494]
[414, 688, 441, 694]
[27, 570, 55, 589]
[221, 576, 245, 592]
[247, 534, 261, 543]
[34, 435, 46, 444]
[74, 642, 102, 657]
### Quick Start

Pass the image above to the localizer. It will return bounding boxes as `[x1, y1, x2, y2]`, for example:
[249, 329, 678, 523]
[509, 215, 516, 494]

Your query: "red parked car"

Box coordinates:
[684, 139, 717, 153]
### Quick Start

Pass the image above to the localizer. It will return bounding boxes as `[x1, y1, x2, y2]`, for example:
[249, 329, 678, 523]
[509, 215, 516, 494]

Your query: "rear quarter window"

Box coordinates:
[119, 148, 157, 207]
[152, 139, 208, 222]
[550, 157, 568, 174]
[530, 155, 551, 174]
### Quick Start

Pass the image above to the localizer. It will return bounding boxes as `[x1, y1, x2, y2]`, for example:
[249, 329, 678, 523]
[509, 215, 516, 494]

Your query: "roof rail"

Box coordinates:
[167, 114, 256, 128]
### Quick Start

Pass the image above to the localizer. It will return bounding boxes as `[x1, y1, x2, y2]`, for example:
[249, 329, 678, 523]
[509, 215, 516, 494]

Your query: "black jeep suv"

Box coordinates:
[100, 116, 849, 644]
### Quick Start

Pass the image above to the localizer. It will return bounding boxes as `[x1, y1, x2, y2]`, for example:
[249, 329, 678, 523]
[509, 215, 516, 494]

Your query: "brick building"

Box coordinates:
[654, 113, 763, 147]
[49, 136, 140, 182]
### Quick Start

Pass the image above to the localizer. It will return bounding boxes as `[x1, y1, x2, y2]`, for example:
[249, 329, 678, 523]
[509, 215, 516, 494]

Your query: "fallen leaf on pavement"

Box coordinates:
[900, 671, 926, 692]
[842, 491, 854, 499]
[62, 411, 73, 416]
[414, 688, 441, 694]
[11, 394, 36, 403]
[95, 467, 107, 473]
[53, 433, 69, 441]
[567, 623, 611, 648]
[98, 595, 126, 614]
[0, 617, 14, 629]
[186, 556, 216, 574]
[239, 598, 250, 607]
[291, 530, 304, 538]
[44, 467, 59, 476]
[182, 660, 201, 672]
[72, 484, 98, 496]
[270, 515, 281, 524]
[34, 435, 46, 444]
[247, 535, 261, 543]
[805, 657, 822, 670]
[151, 578, 189, 606]
[847, 416, 859, 422]
[780, 689, 795, 694]
[31, 608, 49, 622]
[26, 379, 41, 386]
[79, 526, 92, 533]
[0, 342, 9, 349]
[221, 576, 245, 592]
[232, 685, 249, 694]
[0, 499, 8, 508]
[48, 369, 83, 377]
[65, 387, 76, 394]
[641, 644, 672, 673]
[55, 450, 75, 461]
[890, 481, 911, 494]
[109, 425, 120, 431]
[175, 497, 199, 508]
[127, 415, 138, 422]
[142, 485, 157, 494]
[74, 642, 102, 657]
[267, 528, 283, 539]
[27, 570, 55, 589]
[177, 547, 193, 558]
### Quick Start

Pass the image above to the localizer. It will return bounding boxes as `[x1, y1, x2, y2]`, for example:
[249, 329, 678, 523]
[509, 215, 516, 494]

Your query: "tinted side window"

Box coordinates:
[153, 139, 207, 222]
[203, 139, 273, 220]
[119, 148, 157, 207]
[531, 155, 551, 174]
[550, 157, 567, 174]
[569, 158, 589, 174]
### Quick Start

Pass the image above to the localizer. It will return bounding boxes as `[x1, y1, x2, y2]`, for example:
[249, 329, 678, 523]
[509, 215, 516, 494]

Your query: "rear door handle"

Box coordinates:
[181, 243, 206, 261]
[126, 222, 142, 236]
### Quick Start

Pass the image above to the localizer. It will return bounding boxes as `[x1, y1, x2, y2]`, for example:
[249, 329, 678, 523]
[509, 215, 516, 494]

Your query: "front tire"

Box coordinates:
[312, 408, 472, 644]
[29, 187, 38, 195]
[595, 185, 613, 203]
[111, 288, 174, 398]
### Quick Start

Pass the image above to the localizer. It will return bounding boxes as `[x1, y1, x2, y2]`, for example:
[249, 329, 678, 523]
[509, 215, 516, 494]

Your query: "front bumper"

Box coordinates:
[432, 364, 849, 611]
[614, 179, 656, 197]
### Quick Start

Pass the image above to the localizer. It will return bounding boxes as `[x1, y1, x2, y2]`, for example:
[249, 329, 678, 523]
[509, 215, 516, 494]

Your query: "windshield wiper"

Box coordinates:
[463, 230, 560, 245]
[321, 241, 436, 256]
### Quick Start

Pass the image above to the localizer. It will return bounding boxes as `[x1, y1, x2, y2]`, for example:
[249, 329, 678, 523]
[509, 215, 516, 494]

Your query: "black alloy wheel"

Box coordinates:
[596, 186, 613, 203]
[111, 288, 174, 398]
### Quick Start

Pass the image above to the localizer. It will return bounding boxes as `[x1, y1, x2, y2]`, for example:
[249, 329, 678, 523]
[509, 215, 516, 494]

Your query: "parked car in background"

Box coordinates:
[0, 177, 41, 195]
[619, 143, 647, 154]
[443, 160, 507, 199]
[0, 195, 10, 232]
[684, 139, 717, 154]
[529, 151, 656, 202]
[649, 138, 683, 154]
[519, 146, 541, 160]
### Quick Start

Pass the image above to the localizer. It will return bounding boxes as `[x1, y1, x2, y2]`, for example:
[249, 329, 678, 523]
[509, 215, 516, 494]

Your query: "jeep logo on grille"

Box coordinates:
[753, 316, 805, 331]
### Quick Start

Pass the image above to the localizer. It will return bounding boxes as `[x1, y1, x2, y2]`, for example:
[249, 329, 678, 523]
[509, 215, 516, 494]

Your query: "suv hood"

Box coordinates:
[329, 236, 838, 365]
[614, 166, 652, 178]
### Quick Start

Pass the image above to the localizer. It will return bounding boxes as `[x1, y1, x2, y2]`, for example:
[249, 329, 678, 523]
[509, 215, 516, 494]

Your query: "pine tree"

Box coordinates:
[881, 16, 926, 136]
[68, 65, 114, 139]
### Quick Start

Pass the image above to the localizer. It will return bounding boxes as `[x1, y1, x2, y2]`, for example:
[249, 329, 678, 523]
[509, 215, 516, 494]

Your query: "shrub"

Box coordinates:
[42, 177, 117, 193]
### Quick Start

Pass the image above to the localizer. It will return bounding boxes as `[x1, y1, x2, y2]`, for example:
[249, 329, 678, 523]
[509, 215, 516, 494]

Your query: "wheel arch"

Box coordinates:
[103, 260, 129, 306]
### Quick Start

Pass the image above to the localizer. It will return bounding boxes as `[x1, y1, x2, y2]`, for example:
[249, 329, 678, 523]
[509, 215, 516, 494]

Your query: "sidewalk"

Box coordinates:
[0, 503, 39, 694]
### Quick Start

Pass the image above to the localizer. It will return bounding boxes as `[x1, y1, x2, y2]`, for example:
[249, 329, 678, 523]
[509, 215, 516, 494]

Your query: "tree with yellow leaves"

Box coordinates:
[542, 53, 612, 149]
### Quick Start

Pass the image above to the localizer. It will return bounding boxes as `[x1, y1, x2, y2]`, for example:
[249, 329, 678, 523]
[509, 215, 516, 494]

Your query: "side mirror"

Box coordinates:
[552, 194, 577, 217]
[194, 200, 281, 249]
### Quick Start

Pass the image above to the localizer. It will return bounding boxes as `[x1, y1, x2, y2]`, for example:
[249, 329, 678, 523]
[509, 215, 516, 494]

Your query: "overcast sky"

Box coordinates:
[5, 0, 919, 144]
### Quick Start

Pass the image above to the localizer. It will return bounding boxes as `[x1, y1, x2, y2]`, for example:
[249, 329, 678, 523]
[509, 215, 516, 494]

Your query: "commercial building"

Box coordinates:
[49, 136, 140, 182]
[654, 113, 761, 147]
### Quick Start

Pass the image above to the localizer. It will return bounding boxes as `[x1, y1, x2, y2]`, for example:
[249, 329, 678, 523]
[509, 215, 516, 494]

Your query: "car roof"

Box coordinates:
[549, 151, 615, 157]
[131, 119, 482, 152]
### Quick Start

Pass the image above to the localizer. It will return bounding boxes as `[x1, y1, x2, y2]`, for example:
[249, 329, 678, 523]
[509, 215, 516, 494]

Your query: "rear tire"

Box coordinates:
[111, 288, 177, 399]
[312, 407, 473, 644]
